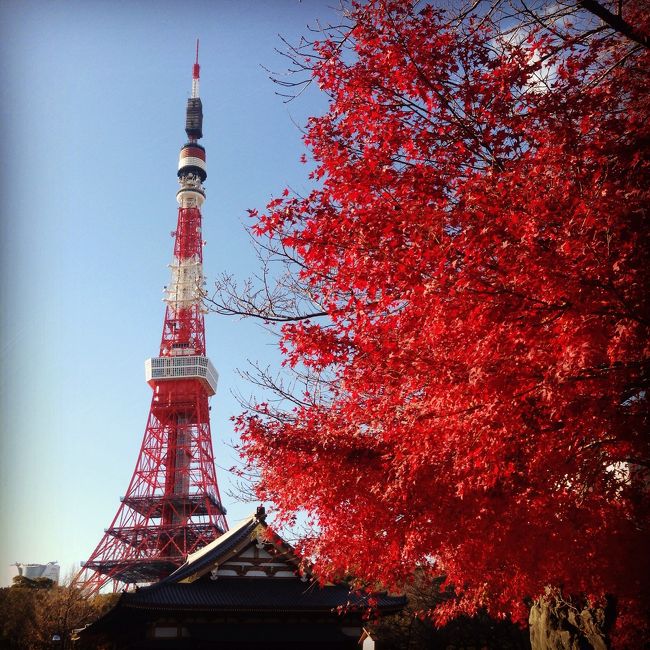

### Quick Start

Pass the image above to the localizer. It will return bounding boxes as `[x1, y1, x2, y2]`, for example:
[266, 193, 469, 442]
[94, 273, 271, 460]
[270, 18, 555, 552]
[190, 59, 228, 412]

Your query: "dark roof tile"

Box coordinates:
[122, 577, 405, 612]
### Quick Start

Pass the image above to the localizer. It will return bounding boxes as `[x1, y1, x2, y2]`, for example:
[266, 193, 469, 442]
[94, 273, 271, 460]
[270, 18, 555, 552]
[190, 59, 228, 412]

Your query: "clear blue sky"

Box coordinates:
[0, 0, 337, 585]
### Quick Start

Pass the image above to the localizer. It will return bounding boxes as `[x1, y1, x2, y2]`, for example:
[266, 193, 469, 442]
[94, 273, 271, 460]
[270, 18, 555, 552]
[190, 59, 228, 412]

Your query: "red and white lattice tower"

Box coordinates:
[76, 43, 228, 594]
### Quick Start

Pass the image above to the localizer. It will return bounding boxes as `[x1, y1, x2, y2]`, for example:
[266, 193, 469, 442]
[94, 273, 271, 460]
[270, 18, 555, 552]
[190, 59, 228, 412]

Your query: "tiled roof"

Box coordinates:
[121, 577, 406, 612]
[121, 508, 405, 616]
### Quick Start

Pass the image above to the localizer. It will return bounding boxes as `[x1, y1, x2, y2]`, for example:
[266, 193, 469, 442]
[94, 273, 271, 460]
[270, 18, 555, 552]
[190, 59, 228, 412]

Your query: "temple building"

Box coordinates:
[79, 507, 405, 649]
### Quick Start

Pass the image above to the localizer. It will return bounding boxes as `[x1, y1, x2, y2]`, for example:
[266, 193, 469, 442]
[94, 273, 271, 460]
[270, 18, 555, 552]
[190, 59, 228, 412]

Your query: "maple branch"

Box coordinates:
[585, 43, 642, 88]
[450, 0, 490, 28]
[204, 289, 327, 322]
[467, 283, 573, 314]
[204, 224, 330, 323]
[578, 0, 650, 49]
[519, 0, 568, 42]
[238, 363, 313, 409]
[383, 11, 505, 172]
[264, 3, 360, 103]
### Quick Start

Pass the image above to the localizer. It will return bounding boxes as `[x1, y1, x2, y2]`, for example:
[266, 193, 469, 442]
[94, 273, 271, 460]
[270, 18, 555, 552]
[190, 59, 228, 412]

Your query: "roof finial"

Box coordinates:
[256, 505, 267, 524]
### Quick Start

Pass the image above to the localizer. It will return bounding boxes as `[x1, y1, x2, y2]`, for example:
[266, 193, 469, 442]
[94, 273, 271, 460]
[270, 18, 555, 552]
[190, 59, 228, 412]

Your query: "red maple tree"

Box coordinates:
[213, 1, 649, 645]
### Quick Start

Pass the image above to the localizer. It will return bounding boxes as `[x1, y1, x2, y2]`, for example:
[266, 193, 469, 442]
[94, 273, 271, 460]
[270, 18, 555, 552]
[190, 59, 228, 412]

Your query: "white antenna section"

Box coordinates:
[164, 255, 204, 311]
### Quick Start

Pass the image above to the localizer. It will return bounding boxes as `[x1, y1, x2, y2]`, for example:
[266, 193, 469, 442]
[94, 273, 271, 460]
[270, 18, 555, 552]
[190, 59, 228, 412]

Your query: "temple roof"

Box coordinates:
[116, 507, 404, 613]
[120, 577, 404, 612]
[83, 506, 405, 633]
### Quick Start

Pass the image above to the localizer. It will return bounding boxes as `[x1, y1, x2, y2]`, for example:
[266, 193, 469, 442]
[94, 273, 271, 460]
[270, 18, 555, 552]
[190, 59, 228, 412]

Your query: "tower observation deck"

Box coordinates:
[75, 42, 228, 594]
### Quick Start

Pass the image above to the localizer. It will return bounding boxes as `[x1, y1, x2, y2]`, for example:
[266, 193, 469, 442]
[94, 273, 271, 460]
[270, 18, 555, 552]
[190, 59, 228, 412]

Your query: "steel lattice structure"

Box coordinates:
[75, 43, 228, 594]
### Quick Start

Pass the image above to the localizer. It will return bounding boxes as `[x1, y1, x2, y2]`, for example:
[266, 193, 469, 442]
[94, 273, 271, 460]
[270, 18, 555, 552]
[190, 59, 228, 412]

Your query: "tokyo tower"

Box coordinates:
[76, 43, 228, 594]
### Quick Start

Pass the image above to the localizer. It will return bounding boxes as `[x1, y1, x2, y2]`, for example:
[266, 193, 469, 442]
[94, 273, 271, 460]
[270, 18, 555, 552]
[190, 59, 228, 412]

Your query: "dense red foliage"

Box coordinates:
[236, 1, 649, 643]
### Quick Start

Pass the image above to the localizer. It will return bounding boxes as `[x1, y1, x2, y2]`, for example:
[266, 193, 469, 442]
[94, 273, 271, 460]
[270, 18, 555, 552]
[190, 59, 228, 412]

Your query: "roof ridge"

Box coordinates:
[157, 511, 263, 585]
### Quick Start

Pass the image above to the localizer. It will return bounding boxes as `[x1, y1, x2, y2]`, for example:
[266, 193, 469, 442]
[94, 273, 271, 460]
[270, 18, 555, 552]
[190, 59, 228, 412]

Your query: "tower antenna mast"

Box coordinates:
[192, 38, 200, 99]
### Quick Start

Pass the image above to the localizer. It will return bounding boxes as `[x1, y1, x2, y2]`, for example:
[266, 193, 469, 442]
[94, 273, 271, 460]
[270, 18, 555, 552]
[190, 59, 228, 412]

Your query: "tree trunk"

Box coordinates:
[529, 590, 612, 650]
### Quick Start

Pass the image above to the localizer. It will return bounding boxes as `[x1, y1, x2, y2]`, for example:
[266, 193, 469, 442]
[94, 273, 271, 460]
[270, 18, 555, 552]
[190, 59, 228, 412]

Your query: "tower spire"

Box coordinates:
[192, 38, 200, 99]
[75, 48, 226, 595]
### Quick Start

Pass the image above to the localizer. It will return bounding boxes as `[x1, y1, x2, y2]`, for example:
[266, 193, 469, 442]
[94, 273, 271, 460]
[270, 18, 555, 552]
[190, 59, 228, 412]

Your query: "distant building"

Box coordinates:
[10, 561, 60, 584]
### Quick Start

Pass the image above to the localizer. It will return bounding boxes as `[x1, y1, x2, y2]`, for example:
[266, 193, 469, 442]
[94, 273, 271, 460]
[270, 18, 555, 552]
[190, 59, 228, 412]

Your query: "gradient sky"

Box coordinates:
[0, 0, 338, 585]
